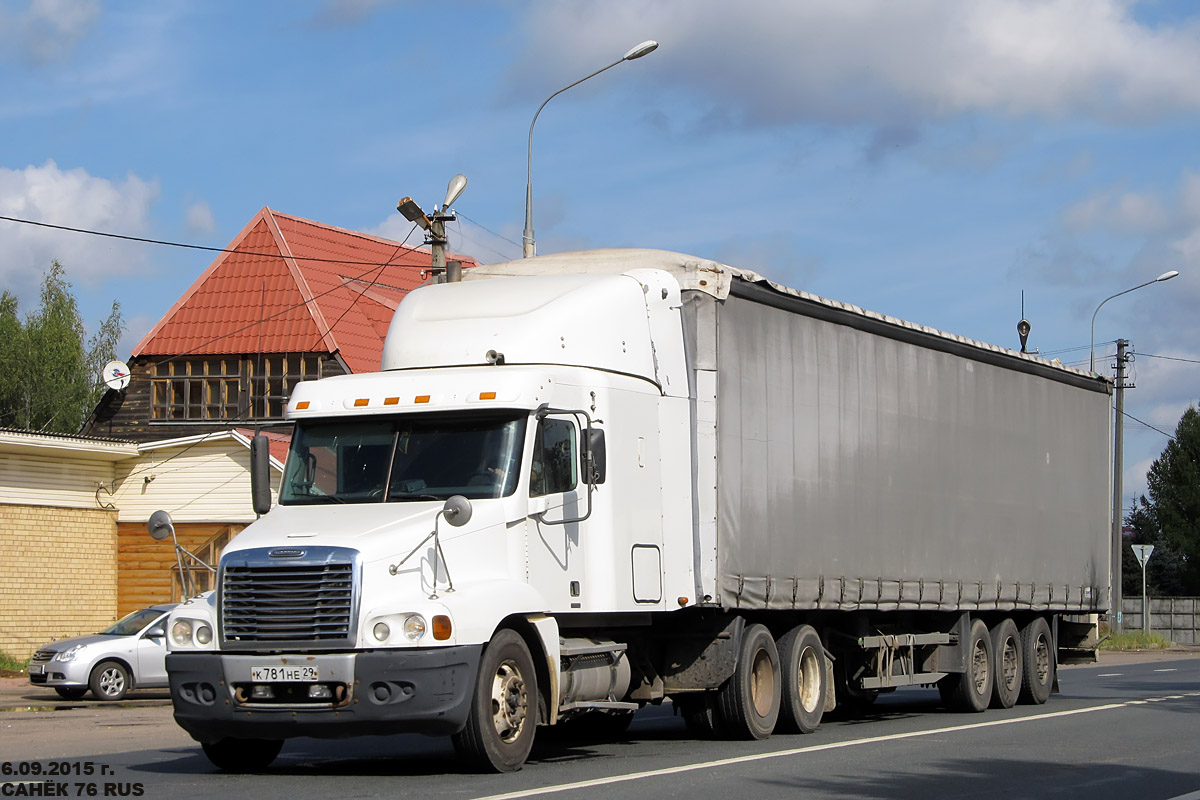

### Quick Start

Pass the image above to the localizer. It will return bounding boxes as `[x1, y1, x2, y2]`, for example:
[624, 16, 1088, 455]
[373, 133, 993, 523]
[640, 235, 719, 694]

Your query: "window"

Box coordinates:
[280, 413, 527, 505]
[150, 354, 322, 422]
[530, 418, 577, 498]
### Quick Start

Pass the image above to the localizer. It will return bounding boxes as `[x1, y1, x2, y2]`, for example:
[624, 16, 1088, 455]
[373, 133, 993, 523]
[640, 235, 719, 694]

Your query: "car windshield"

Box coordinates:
[280, 412, 527, 505]
[101, 608, 166, 636]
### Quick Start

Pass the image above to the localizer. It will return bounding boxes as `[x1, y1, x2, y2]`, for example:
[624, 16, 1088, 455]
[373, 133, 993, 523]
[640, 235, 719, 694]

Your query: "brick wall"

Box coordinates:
[0, 503, 119, 660]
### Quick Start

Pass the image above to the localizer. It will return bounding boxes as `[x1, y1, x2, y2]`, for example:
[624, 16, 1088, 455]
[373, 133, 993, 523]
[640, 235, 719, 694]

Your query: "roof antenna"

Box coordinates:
[1017, 290, 1037, 355]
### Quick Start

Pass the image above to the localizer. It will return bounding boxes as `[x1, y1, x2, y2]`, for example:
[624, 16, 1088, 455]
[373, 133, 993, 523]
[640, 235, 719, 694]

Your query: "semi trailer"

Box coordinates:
[162, 248, 1111, 772]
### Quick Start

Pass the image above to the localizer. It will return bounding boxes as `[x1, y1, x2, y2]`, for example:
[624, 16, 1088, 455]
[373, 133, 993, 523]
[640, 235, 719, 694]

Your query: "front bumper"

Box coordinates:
[28, 660, 91, 688]
[167, 646, 482, 743]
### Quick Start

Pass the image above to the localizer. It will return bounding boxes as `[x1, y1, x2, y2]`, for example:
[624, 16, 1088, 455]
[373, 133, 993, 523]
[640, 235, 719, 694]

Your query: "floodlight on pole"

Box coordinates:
[1089, 270, 1179, 373]
[522, 40, 659, 258]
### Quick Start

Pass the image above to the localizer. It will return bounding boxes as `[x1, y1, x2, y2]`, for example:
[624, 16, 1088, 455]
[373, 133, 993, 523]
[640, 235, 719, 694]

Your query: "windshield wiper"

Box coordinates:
[389, 492, 445, 502]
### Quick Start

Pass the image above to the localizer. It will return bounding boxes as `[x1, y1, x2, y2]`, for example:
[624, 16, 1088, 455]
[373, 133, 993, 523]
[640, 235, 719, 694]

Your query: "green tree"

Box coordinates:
[1125, 406, 1200, 595]
[0, 261, 124, 434]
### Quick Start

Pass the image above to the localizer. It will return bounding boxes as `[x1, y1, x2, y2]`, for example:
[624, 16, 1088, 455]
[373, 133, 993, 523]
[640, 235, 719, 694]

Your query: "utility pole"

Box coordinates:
[1110, 338, 1130, 630]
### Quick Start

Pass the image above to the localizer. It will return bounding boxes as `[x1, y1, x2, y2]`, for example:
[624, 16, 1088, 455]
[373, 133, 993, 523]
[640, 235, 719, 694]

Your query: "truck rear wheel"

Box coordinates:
[939, 618, 993, 713]
[776, 624, 826, 734]
[989, 618, 1023, 709]
[716, 623, 780, 739]
[200, 738, 282, 772]
[451, 629, 538, 772]
[1017, 617, 1054, 705]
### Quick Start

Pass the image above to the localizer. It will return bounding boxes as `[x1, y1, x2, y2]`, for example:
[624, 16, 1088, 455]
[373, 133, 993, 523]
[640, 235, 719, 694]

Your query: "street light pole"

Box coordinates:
[1089, 270, 1179, 373]
[522, 40, 658, 258]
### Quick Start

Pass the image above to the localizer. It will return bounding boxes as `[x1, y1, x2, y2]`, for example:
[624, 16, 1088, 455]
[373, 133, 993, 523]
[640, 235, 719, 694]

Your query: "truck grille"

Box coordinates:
[219, 547, 359, 649]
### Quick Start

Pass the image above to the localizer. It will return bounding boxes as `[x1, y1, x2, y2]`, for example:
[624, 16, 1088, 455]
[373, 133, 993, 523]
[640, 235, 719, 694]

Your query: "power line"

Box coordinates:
[457, 211, 522, 249]
[1121, 409, 1175, 440]
[1139, 353, 1200, 365]
[0, 213, 431, 268]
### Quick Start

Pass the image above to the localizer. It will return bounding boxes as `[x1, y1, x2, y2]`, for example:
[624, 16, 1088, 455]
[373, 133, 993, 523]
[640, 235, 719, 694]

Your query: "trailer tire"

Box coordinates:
[776, 624, 826, 734]
[940, 618, 993, 713]
[989, 618, 1023, 709]
[1017, 617, 1054, 705]
[716, 623, 780, 739]
[200, 738, 282, 772]
[451, 629, 538, 772]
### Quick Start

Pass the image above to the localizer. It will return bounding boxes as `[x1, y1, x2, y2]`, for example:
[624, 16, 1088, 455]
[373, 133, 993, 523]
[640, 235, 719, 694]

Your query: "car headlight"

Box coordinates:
[402, 614, 426, 641]
[171, 619, 194, 647]
[54, 645, 84, 663]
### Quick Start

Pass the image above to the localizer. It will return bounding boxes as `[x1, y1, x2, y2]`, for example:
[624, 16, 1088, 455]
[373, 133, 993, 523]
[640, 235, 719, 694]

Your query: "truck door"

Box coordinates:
[527, 415, 585, 609]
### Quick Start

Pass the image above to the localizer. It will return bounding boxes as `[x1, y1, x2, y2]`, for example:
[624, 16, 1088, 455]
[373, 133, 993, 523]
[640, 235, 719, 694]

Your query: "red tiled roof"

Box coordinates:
[133, 208, 476, 373]
[234, 427, 292, 466]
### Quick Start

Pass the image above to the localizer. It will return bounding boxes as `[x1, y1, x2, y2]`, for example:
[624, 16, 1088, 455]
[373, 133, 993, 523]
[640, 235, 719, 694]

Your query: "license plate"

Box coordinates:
[250, 665, 318, 682]
[29, 664, 43, 675]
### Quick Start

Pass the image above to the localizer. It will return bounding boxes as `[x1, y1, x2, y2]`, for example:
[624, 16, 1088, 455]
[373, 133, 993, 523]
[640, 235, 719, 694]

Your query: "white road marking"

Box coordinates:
[1097, 672, 1122, 677]
[472, 692, 1199, 800]
[1154, 668, 1179, 673]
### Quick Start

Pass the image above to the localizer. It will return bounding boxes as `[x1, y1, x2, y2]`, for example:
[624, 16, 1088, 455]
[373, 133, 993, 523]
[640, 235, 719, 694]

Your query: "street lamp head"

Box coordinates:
[623, 40, 659, 61]
[1156, 269, 1179, 282]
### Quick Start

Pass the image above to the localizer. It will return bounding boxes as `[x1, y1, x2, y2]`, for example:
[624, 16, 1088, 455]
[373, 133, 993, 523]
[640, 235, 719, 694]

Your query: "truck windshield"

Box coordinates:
[280, 412, 527, 505]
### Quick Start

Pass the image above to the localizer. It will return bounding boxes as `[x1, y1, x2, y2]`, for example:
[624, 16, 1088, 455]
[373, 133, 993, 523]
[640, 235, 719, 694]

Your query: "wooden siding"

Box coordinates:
[111, 438, 281, 524]
[0, 452, 118, 510]
[117, 521, 243, 614]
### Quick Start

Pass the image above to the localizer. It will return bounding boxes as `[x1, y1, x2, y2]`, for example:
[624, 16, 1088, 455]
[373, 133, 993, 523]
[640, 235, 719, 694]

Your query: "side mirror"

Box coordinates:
[442, 495, 473, 527]
[587, 429, 606, 484]
[145, 624, 165, 639]
[147, 509, 174, 541]
[250, 434, 272, 516]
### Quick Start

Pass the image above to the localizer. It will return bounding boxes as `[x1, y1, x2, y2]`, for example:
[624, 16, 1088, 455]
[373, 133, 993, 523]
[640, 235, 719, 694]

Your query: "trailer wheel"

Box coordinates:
[1017, 617, 1054, 705]
[939, 618, 993, 713]
[716, 623, 780, 739]
[989, 618, 1023, 709]
[776, 624, 826, 734]
[200, 738, 282, 772]
[451, 629, 538, 772]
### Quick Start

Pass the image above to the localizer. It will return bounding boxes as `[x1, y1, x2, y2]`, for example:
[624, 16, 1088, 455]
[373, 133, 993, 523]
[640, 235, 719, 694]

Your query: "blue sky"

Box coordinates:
[1, 0, 1198, 504]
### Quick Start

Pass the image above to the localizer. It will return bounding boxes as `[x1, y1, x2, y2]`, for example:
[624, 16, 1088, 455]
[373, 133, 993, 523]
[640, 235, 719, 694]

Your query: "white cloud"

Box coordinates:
[185, 200, 215, 235]
[0, 0, 100, 65]
[0, 160, 159, 299]
[1063, 190, 1172, 235]
[512, 0, 1200, 129]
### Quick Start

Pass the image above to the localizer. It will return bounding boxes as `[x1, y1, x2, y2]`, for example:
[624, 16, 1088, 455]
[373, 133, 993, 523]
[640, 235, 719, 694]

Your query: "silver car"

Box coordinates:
[27, 604, 177, 701]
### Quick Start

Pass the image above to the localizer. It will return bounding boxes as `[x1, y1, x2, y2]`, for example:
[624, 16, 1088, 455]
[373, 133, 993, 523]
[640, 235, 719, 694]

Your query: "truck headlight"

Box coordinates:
[402, 614, 426, 641]
[171, 619, 193, 647]
[373, 622, 391, 642]
[195, 624, 212, 645]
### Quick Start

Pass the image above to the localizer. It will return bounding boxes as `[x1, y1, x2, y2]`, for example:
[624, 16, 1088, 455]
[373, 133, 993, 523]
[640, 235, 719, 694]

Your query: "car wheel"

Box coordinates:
[54, 687, 87, 700]
[89, 661, 130, 701]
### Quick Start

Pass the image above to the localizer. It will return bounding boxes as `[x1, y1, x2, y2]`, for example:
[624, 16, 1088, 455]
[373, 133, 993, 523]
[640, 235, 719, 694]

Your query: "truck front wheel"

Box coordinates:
[717, 623, 780, 739]
[200, 738, 282, 772]
[452, 629, 538, 772]
[776, 624, 826, 734]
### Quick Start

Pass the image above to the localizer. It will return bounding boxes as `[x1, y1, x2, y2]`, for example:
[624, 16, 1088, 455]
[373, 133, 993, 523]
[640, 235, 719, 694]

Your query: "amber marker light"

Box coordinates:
[479, 391, 497, 400]
[353, 398, 370, 407]
[384, 397, 400, 406]
[415, 395, 431, 404]
[677, 597, 689, 607]
[295, 401, 310, 410]
[432, 615, 452, 640]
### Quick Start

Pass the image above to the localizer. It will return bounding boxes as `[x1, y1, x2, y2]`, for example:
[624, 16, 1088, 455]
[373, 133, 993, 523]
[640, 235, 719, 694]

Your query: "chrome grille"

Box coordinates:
[31, 650, 54, 664]
[219, 547, 359, 650]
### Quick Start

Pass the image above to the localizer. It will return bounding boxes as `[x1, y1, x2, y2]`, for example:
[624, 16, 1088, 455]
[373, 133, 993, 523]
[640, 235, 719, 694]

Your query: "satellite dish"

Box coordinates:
[102, 360, 131, 392]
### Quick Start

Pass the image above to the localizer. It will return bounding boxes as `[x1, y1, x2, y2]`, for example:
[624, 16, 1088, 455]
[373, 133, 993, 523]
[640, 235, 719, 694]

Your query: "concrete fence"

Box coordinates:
[1121, 597, 1200, 644]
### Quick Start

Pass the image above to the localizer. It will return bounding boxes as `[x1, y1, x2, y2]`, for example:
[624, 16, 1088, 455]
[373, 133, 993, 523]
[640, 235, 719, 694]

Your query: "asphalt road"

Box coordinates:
[2, 653, 1199, 800]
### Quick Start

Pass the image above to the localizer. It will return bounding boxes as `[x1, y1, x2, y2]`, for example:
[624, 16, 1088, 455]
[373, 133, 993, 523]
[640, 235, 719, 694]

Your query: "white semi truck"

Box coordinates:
[163, 249, 1111, 772]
